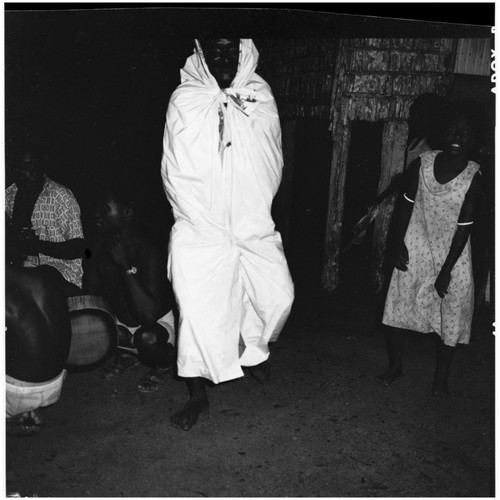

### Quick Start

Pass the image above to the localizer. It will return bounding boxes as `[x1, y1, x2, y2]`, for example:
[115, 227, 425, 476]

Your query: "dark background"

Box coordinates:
[5, 3, 495, 243]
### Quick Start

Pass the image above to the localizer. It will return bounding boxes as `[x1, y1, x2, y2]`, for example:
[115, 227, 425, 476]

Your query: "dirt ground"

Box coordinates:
[5, 292, 494, 497]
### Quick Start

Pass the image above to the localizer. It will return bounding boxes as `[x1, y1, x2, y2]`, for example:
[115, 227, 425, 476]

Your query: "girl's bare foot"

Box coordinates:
[432, 372, 451, 398]
[375, 365, 403, 386]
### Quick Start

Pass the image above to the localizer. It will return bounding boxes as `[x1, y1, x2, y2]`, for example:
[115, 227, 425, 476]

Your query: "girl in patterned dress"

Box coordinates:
[376, 102, 482, 397]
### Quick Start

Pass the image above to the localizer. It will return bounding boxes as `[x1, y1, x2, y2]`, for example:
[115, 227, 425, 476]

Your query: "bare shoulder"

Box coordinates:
[403, 156, 422, 195]
[407, 156, 422, 176]
[135, 235, 164, 265]
[465, 171, 482, 197]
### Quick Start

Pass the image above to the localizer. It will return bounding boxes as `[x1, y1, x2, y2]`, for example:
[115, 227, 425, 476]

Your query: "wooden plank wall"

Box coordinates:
[257, 39, 338, 247]
[256, 39, 338, 120]
[454, 38, 492, 76]
[322, 38, 454, 293]
[255, 38, 458, 293]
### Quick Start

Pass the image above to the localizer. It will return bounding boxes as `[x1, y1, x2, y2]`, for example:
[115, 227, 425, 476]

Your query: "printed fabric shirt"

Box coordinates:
[382, 151, 480, 346]
[6, 177, 84, 288]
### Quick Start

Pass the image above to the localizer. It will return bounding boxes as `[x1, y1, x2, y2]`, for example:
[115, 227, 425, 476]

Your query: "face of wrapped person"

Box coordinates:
[202, 38, 240, 89]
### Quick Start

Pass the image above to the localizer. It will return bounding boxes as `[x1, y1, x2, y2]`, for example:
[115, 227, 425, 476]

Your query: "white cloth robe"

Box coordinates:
[161, 39, 294, 384]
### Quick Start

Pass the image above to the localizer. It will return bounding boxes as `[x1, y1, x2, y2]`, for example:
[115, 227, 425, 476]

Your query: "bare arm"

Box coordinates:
[33, 238, 87, 260]
[105, 238, 168, 325]
[391, 158, 421, 271]
[121, 245, 167, 324]
[18, 232, 87, 260]
[82, 240, 103, 295]
[434, 172, 481, 298]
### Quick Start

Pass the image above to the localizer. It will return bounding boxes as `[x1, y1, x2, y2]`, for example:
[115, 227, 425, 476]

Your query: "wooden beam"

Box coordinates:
[321, 122, 351, 292]
[321, 41, 347, 293]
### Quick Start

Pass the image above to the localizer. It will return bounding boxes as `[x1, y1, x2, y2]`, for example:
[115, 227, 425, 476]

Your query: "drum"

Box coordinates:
[66, 295, 118, 373]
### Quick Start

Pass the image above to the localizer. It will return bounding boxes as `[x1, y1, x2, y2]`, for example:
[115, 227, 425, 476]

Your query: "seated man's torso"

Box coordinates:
[93, 237, 172, 327]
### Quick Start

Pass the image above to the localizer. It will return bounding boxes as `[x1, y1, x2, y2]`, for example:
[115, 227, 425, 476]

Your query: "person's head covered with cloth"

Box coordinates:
[177, 38, 267, 106]
[197, 38, 240, 89]
[162, 36, 283, 221]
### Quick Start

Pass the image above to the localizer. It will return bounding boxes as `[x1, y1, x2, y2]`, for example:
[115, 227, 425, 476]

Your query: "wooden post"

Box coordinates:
[370, 119, 408, 292]
[321, 41, 347, 293]
[321, 120, 351, 292]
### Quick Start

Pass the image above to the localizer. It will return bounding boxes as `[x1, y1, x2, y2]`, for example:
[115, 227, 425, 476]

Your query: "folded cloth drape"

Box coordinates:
[161, 39, 294, 384]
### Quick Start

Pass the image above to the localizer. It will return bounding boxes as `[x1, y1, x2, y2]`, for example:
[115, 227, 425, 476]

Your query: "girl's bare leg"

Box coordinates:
[375, 325, 405, 386]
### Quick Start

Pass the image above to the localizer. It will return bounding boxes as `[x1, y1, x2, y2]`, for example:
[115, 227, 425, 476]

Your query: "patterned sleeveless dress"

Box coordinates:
[382, 151, 480, 346]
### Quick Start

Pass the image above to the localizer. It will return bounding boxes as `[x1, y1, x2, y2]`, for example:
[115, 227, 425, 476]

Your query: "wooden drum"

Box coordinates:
[66, 295, 118, 372]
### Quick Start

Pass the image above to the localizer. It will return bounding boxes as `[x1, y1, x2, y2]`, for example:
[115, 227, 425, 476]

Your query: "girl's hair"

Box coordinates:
[441, 99, 485, 139]
[410, 93, 445, 121]
[408, 93, 447, 148]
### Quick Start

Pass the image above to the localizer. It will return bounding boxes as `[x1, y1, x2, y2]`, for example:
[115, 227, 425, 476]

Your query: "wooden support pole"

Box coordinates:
[321, 121, 351, 292]
[321, 41, 347, 293]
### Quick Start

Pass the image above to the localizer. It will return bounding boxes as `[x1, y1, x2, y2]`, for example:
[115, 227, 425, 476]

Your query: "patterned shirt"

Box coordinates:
[5, 177, 84, 288]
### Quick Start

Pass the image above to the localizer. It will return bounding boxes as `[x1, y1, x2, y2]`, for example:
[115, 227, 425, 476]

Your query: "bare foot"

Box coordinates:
[102, 354, 139, 380]
[250, 360, 271, 384]
[6, 410, 43, 437]
[136, 366, 170, 393]
[432, 373, 451, 398]
[171, 398, 209, 431]
[375, 365, 403, 386]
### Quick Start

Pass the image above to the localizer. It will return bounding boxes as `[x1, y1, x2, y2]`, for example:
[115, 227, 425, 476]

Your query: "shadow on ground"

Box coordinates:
[6, 293, 494, 497]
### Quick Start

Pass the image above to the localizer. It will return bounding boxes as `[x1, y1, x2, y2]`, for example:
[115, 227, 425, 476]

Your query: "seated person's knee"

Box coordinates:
[134, 324, 173, 367]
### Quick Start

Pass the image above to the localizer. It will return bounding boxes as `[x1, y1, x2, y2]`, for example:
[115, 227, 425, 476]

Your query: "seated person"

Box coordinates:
[83, 185, 176, 392]
[6, 224, 72, 436]
[5, 149, 86, 297]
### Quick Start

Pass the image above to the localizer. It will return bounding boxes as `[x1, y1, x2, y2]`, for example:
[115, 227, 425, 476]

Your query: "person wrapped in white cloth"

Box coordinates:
[161, 38, 294, 430]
